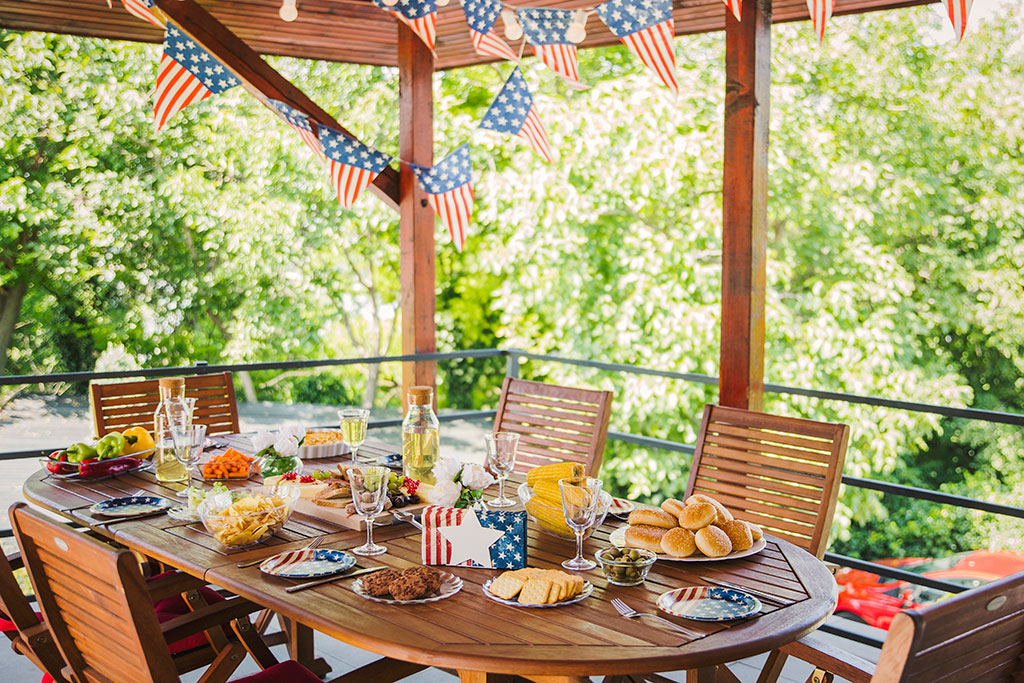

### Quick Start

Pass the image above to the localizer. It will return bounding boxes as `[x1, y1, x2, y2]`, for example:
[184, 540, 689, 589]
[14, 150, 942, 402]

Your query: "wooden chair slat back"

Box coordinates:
[90, 372, 240, 437]
[10, 503, 180, 683]
[872, 572, 1024, 682]
[684, 404, 850, 558]
[0, 550, 68, 682]
[493, 378, 613, 477]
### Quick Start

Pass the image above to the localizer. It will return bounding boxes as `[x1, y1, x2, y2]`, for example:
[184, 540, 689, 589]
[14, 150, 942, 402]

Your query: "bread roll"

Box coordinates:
[660, 527, 696, 558]
[695, 526, 732, 557]
[627, 508, 679, 530]
[677, 502, 716, 530]
[624, 525, 669, 553]
[746, 521, 764, 541]
[716, 519, 753, 552]
[660, 498, 687, 518]
[685, 494, 734, 525]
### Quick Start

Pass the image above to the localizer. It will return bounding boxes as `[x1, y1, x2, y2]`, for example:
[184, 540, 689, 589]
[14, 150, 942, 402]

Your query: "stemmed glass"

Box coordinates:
[339, 408, 370, 464]
[559, 476, 603, 571]
[349, 465, 388, 556]
[485, 432, 520, 508]
[168, 423, 207, 498]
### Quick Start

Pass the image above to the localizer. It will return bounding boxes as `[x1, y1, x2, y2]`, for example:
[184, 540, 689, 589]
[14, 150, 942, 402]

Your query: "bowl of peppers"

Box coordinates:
[43, 426, 156, 480]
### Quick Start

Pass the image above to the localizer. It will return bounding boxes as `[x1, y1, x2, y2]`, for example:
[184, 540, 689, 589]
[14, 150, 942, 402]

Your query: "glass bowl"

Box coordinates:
[257, 454, 303, 480]
[595, 546, 658, 586]
[518, 482, 611, 541]
[198, 484, 300, 549]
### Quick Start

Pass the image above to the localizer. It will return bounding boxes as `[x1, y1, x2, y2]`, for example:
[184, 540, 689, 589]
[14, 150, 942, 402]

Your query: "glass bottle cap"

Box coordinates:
[408, 386, 433, 405]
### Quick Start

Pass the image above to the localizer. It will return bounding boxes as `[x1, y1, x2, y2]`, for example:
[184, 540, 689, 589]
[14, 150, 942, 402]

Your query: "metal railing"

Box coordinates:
[5, 346, 1024, 648]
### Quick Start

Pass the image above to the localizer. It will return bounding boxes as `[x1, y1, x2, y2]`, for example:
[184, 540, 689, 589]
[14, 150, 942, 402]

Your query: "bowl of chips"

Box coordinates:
[197, 484, 300, 549]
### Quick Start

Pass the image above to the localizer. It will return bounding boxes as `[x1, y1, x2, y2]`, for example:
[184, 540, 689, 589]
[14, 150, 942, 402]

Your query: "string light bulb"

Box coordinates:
[382, 0, 400, 7]
[565, 9, 588, 43]
[501, 8, 523, 41]
[279, 0, 298, 21]
[437, 0, 450, 6]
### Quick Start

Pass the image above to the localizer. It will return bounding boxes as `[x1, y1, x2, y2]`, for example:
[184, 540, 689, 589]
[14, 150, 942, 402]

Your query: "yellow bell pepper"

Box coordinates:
[122, 427, 155, 455]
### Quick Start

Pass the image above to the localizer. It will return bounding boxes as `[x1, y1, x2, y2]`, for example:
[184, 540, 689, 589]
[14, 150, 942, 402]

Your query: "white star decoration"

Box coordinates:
[439, 510, 505, 567]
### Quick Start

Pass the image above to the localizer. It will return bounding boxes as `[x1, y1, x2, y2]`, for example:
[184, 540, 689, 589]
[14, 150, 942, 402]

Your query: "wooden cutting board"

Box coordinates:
[293, 497, 429, 531]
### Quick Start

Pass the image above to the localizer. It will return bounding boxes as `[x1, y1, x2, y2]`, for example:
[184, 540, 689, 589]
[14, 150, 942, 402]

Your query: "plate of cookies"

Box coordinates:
[353, 566, 462, 604]
[483, 568, 592, 608]
[609, 493, 766, 562]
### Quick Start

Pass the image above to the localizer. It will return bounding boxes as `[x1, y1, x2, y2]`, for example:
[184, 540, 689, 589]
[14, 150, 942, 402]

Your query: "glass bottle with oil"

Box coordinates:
[154, 377, 194, 483]
[402, 386, 439, 485]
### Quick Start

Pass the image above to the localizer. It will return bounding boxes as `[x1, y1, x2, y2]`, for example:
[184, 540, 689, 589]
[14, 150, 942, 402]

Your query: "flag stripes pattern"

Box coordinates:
[517, 109, 552, 164]
[398, 13, 437, 51]
[154, 53, 212, 131]
[412, 144, 475, 252]
[945, 0, 973, 42]
[723, 0, 741, 21]
[267, 99, 323, 158]
[317, 124, 393, 208]
[123, 0, 164, 27]
[154, 23, 239, 132]
[519, 8, 582, 83]
[422, 506, 464, 565]
[806, 0, 834, 43]
[533, 44, 580, 83]
[373, 0, 437, 50]
[621, 20, 678, 95]
[428, 185, 474, 251]
[463, 0, 519, 60]
[479, 68, 552, 163]
[471, 29, 519, 61]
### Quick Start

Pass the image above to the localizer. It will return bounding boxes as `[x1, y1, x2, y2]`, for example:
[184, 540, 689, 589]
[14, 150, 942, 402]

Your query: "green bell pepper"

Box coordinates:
[66, 442, 98, 463]
[96, 432, 126, 460]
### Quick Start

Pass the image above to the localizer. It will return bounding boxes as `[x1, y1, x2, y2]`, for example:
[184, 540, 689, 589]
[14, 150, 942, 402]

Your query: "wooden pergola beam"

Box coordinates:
[154, 0, 400, 211]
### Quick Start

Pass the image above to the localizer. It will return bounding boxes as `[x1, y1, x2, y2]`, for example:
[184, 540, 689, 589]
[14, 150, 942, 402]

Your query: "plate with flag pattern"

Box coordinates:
[657, 586, 761, 621]
[259, 548, 356, 579]
[89, 496, 173, 518]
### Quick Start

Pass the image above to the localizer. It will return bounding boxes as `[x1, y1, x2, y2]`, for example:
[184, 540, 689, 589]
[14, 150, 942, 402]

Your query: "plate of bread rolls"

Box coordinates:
[609, 493, 766, 562]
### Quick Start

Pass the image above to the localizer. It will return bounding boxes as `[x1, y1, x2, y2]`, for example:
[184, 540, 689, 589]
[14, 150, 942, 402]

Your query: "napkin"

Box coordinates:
[421, 505, 527, 569]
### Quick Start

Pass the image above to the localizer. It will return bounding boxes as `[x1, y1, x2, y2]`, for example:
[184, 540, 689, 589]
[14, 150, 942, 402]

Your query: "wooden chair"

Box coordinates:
[90, 372, 240, 437]
[493, 377, 613, 476]
[9, 502, 318, 683]
[0, 548, 67, 683]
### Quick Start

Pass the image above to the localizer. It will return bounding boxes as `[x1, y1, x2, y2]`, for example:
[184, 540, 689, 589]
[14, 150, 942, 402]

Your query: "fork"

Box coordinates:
[236, 534, 326, 569]
[610, 598, 699, 637]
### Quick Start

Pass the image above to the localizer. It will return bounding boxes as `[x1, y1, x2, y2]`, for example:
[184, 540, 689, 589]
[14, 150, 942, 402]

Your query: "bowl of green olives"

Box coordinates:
[595, 546, 657, 586]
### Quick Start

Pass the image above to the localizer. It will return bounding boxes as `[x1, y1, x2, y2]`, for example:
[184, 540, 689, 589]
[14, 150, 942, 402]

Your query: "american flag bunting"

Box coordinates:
[267, 99, 323, 158]
[806, 0, 834, 43]
[723, 0, 741, 22]
[373, 0, 437, 51]
[154, 23, 239, 132]
[945, 0, 973, 42]
[595, 0, 678, 95]
[463, 0, 519, 61]
[122, 0, 164, 28]
[517, 8, 582, 83]
[421, 506, 527, 569]
[317, 124, 393, 208]
[480, 68, 553, 163]
[411, 144, 474, 252]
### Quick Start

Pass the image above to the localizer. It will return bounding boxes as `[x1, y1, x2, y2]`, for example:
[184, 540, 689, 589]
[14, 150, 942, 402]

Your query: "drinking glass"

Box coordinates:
[168, 423, 207, 498]
[338, 408, 370, 464]
[349, 465, 389, 556]
[485, 432, 519, 508]
[559, 476, 603, 571]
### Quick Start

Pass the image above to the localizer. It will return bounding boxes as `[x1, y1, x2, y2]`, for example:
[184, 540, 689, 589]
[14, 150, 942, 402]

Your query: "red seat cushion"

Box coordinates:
[148, 572, 231, 654]
[237, 660, 323, 683]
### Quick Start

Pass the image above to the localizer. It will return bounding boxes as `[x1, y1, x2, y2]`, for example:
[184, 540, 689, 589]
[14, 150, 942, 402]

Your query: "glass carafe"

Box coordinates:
[154, 377, 195, 483]
[402, 386, 439, 485]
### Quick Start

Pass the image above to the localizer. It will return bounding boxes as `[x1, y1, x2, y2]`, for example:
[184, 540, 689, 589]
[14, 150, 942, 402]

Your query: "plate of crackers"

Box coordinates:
[482, 568, 593, 608]
[352, 566, 462, 604]
[609, 493, 766, 562]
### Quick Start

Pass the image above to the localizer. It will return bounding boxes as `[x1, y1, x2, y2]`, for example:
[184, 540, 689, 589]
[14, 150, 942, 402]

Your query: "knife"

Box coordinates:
[285, 566, 387, 593]
[698, 575, 786, 604]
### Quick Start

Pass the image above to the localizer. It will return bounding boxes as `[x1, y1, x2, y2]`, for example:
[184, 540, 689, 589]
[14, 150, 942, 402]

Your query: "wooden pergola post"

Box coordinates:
[398, 23, 437, 407]
[719, 0, 770, 411]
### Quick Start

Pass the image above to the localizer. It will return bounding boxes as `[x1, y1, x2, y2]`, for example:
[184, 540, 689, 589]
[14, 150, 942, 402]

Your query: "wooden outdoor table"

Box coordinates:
[22, 440, 838, 683]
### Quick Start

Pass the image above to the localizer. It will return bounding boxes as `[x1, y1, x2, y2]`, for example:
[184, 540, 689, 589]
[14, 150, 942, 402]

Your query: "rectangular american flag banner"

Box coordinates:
[267, 99, 323, 158]
[480, 67, 553, 163]
[373, 0, 437, 51]
[463, 0, 518, 61]
[411, 144, 474, 252]
[595, 0, 678, 95]
[421, 506, 527, 569]
[122, 0, 164, 28]
[517, 8, 582, 83]
[154, 23, 239, 132]
[317, 124, 392, 208]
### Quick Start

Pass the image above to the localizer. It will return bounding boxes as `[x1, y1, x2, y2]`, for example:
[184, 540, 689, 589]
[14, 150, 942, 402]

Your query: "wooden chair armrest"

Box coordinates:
[160, 597, 264, 645]
[823, 561, 841, 575]
[145, 572, 208, 602]
[779, 632, 875, 683]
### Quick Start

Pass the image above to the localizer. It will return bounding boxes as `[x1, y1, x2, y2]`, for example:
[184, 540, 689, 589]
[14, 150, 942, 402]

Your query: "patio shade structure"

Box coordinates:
[0, 0, 936, 408]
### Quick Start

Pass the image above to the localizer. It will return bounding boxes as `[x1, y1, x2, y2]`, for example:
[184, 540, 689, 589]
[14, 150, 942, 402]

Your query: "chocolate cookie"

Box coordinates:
[389, 573, 428, 601]
[403, 566, 441, 594]
[361, 569, 400, 597]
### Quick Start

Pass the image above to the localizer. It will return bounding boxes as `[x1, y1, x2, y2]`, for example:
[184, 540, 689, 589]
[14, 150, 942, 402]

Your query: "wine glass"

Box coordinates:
[168, 423, 207, 498]
[338, 408, 370, 464]
[485, 432, 519, 508]
[559, 476, 603, 571]
[349, 465, 388, 556]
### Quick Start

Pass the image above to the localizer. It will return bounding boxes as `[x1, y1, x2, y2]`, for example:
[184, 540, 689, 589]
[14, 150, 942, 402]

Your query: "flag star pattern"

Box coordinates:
[317, 124, 393, 208]
[480, 68, 553, 163]
[463, 0, 519, 61]
[267, 99, 323, 158]
[806, 0, 834, 43]
[372, 0, 437, 50]
[122, 0, 164, 28]
[517, 8, 582, 82]
[411, 144, 474, 252]
[595, 0, 678, 95]
[421, 506, 527, 569]
[945, 0, 973, 42]
[154, 23, 239, 132]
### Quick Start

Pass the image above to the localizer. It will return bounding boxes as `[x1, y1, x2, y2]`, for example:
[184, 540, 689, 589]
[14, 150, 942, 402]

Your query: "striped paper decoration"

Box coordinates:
[724, 0, 741, 21]
[806, 0, 834, 43]
[122, 0, 164, 28]
[945, 0, 973, 42]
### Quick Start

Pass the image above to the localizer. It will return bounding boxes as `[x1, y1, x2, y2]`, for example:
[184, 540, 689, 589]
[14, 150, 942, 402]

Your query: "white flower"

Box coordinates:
[273, 434, 298, 457]
[252, 431, 276, 452]
[460, 462, 495, 491]
[431, 480, 463, 507]
[432, 457, 464, 484]
[280, 423, 305, 442]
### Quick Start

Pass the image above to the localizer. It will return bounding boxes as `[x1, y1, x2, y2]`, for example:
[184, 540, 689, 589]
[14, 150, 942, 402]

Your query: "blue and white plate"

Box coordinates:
[657, 586, 762, 621]
[89, 496, 173, 518]
[259, 548, 356, 579]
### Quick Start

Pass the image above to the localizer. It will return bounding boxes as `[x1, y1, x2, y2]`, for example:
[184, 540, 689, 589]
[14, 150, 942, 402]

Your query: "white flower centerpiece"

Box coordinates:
[253, 424, 305, 478]
[431, 457, 495, 509]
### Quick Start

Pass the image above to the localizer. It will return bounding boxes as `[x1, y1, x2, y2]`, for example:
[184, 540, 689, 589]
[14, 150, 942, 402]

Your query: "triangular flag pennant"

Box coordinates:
[411, 144, 474, 252]
[317, 125, 393, 208]
[595, 0, 678, 95]
[806, 0, 834, 43]
[373, 0, 437, 51]
[479, 68, 553, 163]
[121, 0, 164, 27]
[945, 0, 973, 42]
[267, 100, 323, 159]
[518, 8, 582, 83]
[724, 0, 742, 21]
[154, 22, 239, 132]
[463, 0, 519, 61]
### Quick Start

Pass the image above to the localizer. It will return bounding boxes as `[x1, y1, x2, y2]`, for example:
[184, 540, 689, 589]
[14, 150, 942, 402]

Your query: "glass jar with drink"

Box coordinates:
[154, 377, 196, 485]
[402, 386, 439, 485]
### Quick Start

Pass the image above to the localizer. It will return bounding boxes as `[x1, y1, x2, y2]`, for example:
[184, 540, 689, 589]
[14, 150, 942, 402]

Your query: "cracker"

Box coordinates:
[518, 579, 552, 605]
[489, 573, 526, 600]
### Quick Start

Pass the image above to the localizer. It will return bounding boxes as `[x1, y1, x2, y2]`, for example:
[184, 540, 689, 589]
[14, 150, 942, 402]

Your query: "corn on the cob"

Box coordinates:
[531, 479, 563, 505]
[525, 497, 573, 537]
[526, 461, 584, 488]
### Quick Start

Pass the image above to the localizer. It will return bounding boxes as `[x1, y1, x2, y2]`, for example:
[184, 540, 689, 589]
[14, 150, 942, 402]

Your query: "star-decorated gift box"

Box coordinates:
[421, 506, 527, 570]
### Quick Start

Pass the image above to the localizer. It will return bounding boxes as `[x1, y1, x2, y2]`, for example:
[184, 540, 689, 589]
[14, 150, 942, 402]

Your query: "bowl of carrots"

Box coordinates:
[199, 448, 260, 481]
